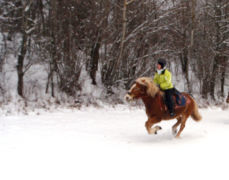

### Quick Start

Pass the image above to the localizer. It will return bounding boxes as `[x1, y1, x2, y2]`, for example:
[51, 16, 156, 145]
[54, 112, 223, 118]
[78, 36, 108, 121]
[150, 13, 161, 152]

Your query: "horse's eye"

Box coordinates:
[135, 87, 139, 91]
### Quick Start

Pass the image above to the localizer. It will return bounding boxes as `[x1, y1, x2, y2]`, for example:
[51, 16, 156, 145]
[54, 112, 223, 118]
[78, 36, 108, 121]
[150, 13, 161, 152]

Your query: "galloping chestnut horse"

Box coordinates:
[125, 77, 202, 138]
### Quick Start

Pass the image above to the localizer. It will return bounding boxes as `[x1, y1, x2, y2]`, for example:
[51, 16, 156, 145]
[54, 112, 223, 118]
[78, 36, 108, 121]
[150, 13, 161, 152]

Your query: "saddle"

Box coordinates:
[173, 89, 186, 107]
[158, 88, 186, 112]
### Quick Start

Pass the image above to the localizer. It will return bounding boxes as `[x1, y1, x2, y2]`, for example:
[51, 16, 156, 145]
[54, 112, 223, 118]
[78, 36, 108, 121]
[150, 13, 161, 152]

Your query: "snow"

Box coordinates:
[0, 106, 229, 180]
[25, 5, 30, 12]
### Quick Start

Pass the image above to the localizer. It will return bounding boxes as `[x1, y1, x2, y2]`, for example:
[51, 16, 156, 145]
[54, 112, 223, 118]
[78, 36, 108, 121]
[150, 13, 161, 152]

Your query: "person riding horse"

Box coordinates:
[153, 59, 175, 117]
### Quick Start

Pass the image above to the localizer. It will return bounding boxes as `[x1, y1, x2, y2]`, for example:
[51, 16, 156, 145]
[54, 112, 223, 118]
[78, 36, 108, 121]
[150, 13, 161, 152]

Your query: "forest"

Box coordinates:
[0, 0, 228, 107]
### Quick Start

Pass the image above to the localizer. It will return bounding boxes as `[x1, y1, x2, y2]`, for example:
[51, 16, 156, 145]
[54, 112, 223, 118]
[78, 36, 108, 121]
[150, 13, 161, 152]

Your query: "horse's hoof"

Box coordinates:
[172, 129, 177, 136]
[154, 126, 162, 134]
[148, 126, 162, 135]
[155, 126, 162, 130]
[175, 135, 181, 138]
[155, 125, 160, 129]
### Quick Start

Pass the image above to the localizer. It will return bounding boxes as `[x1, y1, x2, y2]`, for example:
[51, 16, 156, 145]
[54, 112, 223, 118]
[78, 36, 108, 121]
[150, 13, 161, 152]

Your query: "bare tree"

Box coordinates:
[207, 0, 229, 99]
[0, 0, 228, 104]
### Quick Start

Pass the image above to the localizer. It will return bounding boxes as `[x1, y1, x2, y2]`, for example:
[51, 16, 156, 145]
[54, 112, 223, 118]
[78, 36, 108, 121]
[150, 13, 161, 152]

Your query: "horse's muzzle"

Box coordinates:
[124, 94, 133, 102]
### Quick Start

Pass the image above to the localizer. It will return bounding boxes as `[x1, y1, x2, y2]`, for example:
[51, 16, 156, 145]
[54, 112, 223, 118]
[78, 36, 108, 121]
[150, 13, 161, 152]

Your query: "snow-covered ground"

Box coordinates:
[0, 106, 229, 180]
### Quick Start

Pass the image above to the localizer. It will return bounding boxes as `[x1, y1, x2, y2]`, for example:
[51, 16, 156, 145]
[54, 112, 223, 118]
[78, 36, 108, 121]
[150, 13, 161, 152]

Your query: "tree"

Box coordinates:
[0, 0, 40, 97]
[206, 0, 229, 99]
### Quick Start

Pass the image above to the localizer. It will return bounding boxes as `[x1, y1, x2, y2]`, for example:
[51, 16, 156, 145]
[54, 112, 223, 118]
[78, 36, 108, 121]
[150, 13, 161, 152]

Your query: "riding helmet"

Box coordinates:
[157, 58, 166, 69]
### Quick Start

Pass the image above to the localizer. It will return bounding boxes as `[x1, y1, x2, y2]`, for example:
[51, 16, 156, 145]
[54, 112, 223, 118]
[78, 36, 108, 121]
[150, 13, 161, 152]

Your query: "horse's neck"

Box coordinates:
[142, 93, 161, 111]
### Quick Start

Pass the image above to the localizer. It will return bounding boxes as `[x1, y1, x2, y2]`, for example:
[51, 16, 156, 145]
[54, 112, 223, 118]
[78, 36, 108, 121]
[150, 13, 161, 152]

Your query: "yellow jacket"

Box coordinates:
[153, 69, 174, 90]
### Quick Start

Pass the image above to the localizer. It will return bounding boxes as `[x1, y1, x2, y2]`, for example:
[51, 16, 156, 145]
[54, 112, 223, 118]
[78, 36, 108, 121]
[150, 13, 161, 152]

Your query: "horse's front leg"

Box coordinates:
[145, 118, 162, 135]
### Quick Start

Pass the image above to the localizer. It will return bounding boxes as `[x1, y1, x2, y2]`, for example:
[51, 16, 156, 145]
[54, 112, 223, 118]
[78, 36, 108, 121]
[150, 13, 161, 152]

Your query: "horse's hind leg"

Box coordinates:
[145, 118, 161, 135]
[172, 117, 181, 135]
[175, 115, 188, 138]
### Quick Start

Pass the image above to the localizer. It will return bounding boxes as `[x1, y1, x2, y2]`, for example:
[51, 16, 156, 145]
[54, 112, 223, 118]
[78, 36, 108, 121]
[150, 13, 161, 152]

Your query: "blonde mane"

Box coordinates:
[136, 77, 162, 97]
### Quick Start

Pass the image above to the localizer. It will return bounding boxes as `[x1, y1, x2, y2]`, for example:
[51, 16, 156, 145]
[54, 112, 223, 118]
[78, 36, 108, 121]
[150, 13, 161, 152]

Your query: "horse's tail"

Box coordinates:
[190, 97, 202, 121]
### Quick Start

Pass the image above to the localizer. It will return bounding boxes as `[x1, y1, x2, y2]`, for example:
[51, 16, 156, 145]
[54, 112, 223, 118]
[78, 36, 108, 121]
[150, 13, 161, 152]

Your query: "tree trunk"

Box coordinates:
[210, 1, 222, 100]
[201, 75, 209, 99]
[179, 47, 191, 92]
[220, 70, 225, 97]
[115, 0, 127, 73]
[186, 0, 197, 93]
[190, 0, 196, 47]
[45, 62, 55, 97]
[45, 0, 57, 97]
[17, 33, 27, 97]
[210, 55, 220, 100]
[220, 57, 227, 97]
[51, 69, 55, 97]
[226, 92, 229, 103]
[114, 0, 135, 77]
[89, 37, 101, 85]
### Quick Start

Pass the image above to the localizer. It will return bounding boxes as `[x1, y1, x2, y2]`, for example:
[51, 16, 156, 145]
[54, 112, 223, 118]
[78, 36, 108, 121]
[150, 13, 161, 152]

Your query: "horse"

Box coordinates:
[125, 77, 202, 138]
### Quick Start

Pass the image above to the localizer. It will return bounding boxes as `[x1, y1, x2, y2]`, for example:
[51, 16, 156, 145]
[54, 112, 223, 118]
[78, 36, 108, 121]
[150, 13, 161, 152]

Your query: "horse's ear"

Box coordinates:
[135, 78, 148, 87]
[135, 79, 147, 88]
[140, 79, 148, 87]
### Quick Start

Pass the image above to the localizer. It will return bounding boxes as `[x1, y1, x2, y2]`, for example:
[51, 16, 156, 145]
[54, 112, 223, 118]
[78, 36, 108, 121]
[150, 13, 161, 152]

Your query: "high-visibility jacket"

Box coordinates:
[153, 69, 174, 90]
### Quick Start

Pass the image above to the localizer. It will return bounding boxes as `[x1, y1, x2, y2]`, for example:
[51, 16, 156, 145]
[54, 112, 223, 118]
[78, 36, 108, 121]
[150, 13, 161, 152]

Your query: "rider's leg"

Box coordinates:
[164, 89, 175, 116]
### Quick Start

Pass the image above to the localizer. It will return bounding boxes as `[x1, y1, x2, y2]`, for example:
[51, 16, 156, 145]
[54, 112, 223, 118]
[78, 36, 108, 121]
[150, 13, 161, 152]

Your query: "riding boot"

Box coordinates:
[170, 112, 175, 117]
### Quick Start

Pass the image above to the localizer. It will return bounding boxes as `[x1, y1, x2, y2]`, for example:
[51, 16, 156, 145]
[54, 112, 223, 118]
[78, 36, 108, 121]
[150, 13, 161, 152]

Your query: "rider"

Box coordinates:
[153, 58, 175, 117]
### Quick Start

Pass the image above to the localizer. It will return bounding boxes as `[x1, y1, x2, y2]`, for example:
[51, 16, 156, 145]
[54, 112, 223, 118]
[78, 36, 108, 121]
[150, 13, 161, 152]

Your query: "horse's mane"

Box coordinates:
[136, 77, 162, 98]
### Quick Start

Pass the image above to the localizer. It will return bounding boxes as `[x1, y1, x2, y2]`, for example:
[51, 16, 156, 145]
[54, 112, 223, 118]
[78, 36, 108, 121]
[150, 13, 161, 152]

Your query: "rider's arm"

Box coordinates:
[160, 70, 172, 90]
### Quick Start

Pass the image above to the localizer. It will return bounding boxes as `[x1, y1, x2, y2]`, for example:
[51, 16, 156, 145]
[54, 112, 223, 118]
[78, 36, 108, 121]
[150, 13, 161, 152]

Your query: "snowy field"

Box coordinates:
[0, 106, 229, 180]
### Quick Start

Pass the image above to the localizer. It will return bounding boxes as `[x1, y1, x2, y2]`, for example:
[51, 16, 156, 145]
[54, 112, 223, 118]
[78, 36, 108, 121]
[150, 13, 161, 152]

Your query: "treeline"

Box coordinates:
[0, 0, 228, 103]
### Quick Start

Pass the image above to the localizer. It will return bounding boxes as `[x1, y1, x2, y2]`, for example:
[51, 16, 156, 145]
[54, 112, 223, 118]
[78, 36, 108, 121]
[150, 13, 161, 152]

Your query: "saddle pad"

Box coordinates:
[174, 91, 186, 106]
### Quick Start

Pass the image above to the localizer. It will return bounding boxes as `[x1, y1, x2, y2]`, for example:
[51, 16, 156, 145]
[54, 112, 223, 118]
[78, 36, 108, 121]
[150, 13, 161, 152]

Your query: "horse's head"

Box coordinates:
[125, 81, 147, 101]
[125, 77, 160, 102]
